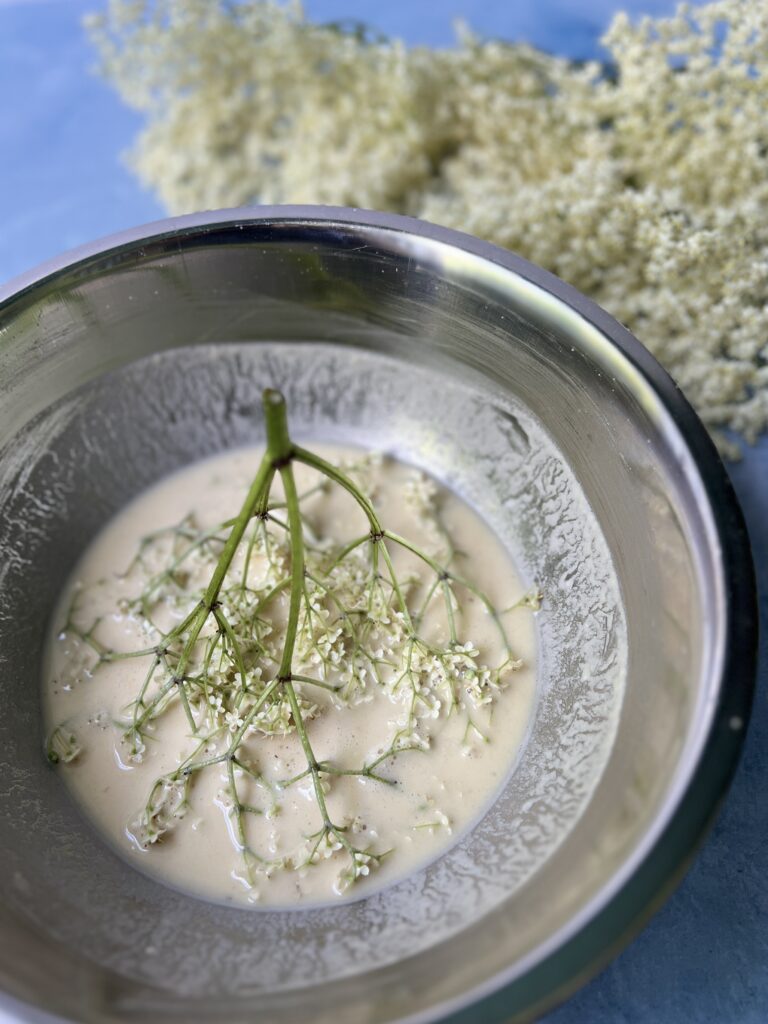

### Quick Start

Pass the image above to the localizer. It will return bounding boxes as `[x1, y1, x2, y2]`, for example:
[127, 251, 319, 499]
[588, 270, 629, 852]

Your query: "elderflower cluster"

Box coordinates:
[88, 0, 768, 452]
[132, 775, 189, 847]
[335, 850, 375, 894]
[46, 726, 82, 765]
[108, 461, 515, 778]
[50, 450, 525, 895]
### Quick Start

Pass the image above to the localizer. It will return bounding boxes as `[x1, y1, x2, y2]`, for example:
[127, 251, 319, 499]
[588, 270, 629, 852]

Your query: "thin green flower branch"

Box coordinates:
[49, 388, 531, 893]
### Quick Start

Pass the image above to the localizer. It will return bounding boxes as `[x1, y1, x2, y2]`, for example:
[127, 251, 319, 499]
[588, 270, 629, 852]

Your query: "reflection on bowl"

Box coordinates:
[0, 207, 756, 1023]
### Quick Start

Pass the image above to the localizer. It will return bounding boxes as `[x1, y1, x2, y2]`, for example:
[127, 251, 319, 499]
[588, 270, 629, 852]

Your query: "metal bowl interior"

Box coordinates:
[0, 208, 755, 1024]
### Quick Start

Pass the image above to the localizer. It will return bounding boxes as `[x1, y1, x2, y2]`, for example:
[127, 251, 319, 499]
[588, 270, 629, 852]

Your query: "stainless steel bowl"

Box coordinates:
[0, 207, 756, 1023]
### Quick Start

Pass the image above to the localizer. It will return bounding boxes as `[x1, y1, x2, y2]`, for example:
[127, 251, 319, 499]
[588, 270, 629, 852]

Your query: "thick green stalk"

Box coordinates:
[276, 461, 304, 680]
[263, 388, 294, 466]
[202, 455, 273, 609]
[144, 395, 287, 739]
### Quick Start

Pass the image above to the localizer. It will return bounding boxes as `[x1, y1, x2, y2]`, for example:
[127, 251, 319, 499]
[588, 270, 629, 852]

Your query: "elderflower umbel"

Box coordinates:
[49, 437, 531, 899]
[89, 0, 768, 453]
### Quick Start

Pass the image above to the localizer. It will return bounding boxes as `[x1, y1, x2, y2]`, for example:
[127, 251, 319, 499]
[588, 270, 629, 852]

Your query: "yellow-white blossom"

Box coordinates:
[88, 0, 768, 452]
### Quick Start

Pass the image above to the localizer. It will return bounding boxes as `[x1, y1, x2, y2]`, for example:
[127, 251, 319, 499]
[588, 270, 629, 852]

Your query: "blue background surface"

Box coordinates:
[1, 1, 766, 1022]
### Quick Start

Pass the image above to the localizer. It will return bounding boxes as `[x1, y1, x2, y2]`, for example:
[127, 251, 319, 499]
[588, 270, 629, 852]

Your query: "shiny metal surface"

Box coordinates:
[0, 208, 756, 1023]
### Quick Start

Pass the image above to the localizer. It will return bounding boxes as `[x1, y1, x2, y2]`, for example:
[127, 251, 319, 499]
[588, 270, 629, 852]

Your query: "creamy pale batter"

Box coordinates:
[43, 446, 537, 907]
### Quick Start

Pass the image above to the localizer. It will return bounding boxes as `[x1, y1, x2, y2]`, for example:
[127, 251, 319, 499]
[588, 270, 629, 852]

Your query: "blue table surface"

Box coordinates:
[1, 2, 766, 1022]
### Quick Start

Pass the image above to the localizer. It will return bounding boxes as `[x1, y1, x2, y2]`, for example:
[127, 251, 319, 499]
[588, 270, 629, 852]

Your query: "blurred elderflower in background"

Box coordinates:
[88, 0, 768, 455]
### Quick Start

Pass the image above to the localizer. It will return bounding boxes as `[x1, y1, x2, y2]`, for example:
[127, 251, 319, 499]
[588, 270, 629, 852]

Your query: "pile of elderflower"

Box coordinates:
[87, 0, 768, 454]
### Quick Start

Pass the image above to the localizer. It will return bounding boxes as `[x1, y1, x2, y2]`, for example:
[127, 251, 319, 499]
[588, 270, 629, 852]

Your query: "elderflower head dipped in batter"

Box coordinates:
[44, 391, 538, 906]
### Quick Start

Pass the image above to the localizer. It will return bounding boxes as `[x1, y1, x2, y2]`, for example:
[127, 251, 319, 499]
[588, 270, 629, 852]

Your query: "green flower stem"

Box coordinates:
[325, 533, 370, 571]
[275, 428, 360, 853]
[291, 674, 342, 693]
[293, 447, 418, 631]
[293, 446, 380, 529]
[441, 579, 458, 645]
[102, 645, 164, 662]
[383, 528, 514, 656]
[143, 439, 278, 735]
[251, 578, 291, 615]
[275, 465, 303, 681]
[201, 456, 274, 611]
[138, 520, 230, 605]
[263, 388, 295, 465]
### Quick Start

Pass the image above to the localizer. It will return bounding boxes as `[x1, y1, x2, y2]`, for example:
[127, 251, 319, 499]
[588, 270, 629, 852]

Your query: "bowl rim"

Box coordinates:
[0, 205, 758, 1024]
